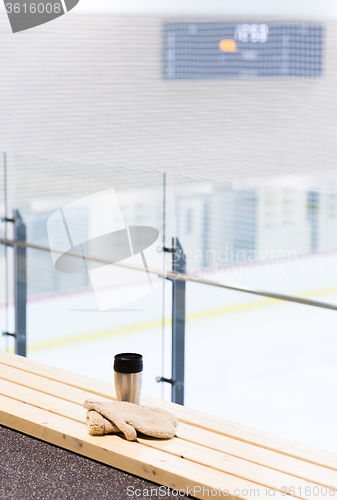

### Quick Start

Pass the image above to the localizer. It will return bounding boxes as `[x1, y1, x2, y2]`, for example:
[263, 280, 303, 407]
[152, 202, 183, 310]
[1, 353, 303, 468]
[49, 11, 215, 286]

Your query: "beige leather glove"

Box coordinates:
[84, 400, 177, 441]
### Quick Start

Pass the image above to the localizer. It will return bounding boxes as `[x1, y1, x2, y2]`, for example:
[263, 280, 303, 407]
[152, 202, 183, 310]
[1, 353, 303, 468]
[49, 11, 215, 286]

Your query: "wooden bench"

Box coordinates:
[0, 351, 336, 500]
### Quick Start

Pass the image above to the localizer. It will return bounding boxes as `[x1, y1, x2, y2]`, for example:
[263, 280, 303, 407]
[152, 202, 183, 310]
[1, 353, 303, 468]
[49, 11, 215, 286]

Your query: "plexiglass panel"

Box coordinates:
[176, 173, 337, 452]
[6, 154, 166, 397]
[175, 173, 337, 306]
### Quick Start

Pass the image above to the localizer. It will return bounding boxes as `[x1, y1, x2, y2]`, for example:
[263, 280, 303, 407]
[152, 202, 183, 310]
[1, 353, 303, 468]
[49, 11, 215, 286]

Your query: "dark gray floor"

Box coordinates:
[0, 425, 191, 500]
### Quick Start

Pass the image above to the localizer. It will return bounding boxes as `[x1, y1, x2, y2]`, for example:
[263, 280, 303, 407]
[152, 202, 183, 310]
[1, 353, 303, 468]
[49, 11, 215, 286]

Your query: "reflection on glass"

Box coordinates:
[175, 174, 337, 306]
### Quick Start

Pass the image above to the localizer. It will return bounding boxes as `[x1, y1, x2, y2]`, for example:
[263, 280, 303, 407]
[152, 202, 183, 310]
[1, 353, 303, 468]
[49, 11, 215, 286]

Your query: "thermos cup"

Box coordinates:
[114, 353, 143, 405]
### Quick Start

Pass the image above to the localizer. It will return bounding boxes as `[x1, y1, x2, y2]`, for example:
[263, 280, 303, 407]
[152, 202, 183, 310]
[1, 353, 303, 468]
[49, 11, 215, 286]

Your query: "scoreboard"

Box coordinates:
[163, 22, 324, 79]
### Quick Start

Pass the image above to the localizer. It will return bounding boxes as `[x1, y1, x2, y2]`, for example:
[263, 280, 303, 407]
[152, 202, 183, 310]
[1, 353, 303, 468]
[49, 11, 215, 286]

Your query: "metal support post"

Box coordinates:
[14, 210, 27, 356]
[157, 238, 186, 405]
[2, 210, 27, 356]
[171, 237, 186, 404]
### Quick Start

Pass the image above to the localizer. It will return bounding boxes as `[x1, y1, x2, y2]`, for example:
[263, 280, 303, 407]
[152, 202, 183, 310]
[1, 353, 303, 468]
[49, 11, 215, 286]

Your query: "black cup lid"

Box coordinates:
[114, 353, 143, 374]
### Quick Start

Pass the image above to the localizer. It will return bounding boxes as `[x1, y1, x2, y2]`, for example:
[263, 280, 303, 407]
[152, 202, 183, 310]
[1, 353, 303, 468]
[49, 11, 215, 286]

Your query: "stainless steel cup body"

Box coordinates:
[114, 371, 142, 405]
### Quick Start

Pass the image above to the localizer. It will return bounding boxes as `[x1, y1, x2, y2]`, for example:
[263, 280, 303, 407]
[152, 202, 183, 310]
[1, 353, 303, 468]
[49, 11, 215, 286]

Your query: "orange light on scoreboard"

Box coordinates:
[219, 39, 237, 52]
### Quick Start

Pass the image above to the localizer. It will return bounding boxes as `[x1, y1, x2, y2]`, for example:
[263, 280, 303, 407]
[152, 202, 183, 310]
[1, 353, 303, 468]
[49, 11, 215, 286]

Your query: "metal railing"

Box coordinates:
[2, 236, 337, 310]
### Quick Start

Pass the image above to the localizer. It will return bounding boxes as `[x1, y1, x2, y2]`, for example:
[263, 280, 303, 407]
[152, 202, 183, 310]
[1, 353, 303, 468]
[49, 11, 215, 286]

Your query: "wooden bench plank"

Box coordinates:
[176, 423, 337, 490]
[0, 394, 288, 500]
[139, 437, 329, 500]
[0, 377, 325, 500]
[0, 350, 118, 397]
[1, 351, 336, 472]
[0, 362, 335, 490]
[160, 404, 337, 473]
[0, 363, 93, 405]
[0, 377, 87, 423]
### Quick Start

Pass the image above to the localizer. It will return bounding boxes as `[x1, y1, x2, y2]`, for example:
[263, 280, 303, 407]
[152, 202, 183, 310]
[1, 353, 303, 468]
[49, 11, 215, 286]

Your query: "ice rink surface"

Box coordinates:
[1, 252, 337, 453]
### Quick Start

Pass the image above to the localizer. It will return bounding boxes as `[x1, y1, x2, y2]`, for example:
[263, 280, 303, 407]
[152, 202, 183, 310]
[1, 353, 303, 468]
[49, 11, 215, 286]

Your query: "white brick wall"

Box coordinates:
[0, 14, 336, 182]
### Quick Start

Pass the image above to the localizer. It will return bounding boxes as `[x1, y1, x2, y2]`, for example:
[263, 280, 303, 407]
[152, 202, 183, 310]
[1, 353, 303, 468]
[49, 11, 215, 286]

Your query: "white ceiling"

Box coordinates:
[0, 0, 336, 18]
[71, 0, 337, 18]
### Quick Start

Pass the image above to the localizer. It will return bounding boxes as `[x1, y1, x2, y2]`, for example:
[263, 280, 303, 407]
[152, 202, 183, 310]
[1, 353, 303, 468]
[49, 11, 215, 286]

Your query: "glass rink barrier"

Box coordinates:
[1, 155, 337, 453]
[175, 173, 337, 453]
[0, 154, 168, 399]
